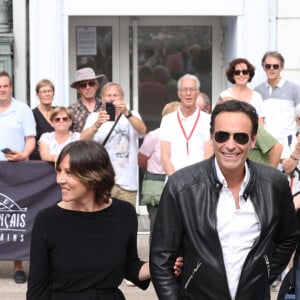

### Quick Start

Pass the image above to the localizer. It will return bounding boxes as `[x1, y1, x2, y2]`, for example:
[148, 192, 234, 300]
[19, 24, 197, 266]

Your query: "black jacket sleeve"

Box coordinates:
[150, 178, 182, 300]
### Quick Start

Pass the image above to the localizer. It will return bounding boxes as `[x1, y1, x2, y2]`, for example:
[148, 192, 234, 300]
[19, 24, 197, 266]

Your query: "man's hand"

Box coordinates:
[294, 194, 300, 210]
[173, 256, 183, 277]
[95, 110, 110, 127]
[5, 150, 27, 161]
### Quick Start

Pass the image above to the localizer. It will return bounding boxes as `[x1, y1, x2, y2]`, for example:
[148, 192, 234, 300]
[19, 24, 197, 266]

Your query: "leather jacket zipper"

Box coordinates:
[263, 255, 270, 278]
[184, 261, 202, 290]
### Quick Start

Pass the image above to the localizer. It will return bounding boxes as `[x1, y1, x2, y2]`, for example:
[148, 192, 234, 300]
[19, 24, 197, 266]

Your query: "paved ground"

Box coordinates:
[0, 233, 280, 299]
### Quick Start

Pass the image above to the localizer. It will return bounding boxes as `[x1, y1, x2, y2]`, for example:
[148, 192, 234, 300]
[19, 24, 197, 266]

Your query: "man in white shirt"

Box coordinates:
[160, 74, 213, 176]
[81, 82, 147, 207]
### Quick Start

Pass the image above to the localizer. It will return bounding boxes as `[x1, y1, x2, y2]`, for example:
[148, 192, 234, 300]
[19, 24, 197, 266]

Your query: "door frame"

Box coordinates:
[69, 16, 222, 107]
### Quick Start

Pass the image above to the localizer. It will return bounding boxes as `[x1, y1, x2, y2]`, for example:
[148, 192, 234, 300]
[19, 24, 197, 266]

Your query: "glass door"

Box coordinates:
[131, 19, 215, 130]
[69, 16, 221, 115]
[69, 17, 123, 104]
[69, 16, 222, 217]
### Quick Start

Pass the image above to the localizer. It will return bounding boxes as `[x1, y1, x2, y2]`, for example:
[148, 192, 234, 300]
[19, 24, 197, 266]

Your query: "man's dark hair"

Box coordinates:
[210, 100, 258, 137]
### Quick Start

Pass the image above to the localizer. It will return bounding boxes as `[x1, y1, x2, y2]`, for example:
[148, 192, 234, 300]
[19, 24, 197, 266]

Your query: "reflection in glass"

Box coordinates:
[133, 25, 212, 131]
[76, 26, 112, 95]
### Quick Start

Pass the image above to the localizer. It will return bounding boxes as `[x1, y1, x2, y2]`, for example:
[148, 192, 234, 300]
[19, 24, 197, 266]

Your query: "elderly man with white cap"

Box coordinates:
[68, 67, 105, 132]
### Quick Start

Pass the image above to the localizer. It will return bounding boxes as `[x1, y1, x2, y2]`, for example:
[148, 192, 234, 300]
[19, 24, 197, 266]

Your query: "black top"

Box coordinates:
[30, 107, 54, 160]
[27, 199, 149, 300]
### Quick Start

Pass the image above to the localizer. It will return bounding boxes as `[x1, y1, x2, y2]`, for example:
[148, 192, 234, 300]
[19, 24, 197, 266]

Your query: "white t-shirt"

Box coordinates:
[39, 131, 80, 156]
[255, 79, 300, 143]
[219, 88, 265, 118]
[160, 107, 211, 171]
[0, 98, 36, 161]
[84, 111, 143, 191]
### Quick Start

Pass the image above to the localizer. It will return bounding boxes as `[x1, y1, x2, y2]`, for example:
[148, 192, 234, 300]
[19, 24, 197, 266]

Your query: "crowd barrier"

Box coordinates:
[0, 161, 61, 260]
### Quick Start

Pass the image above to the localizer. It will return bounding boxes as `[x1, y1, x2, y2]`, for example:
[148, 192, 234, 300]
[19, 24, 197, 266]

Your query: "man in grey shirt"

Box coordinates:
[255, 51, 300, 144]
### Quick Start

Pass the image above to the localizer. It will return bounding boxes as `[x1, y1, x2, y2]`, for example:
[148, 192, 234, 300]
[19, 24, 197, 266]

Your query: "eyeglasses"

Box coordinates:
[79, 81, 97, 89]
[264, 64, 280, 70]
[39, 89, 53, 94]
[178, 87, 198, 93]
[233, 69, 249, 76]
[54, 117, 69, 123]
[214, 131, 249, 145]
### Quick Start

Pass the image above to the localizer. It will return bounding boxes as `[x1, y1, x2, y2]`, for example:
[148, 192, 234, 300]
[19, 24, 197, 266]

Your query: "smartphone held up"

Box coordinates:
[105, 102, 115, 121]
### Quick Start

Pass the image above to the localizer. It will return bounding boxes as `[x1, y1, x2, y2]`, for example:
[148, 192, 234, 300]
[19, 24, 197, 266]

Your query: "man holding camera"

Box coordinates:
[81, 82, 147, 207]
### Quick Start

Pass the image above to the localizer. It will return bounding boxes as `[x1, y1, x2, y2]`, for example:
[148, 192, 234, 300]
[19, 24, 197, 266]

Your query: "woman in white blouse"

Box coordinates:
[219, 58, 265, 125]
[39, 106, 80, 163]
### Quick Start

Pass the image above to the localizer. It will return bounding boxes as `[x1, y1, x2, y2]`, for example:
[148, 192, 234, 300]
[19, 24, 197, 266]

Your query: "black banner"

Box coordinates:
[0, 161, 60, 260]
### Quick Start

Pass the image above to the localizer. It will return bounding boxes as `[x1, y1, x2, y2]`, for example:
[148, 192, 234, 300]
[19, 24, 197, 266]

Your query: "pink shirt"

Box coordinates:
[139, 128, 165, 174]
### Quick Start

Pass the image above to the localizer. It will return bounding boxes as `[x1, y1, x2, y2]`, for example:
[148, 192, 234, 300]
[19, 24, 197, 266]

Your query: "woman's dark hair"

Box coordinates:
[226, 58, 255, 84]
[56, 140, 115, 203]
[210, 100, 258, 138]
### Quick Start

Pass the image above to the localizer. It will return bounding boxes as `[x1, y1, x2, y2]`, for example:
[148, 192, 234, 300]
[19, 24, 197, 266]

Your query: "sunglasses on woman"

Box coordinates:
[233, 69, 249, 76]
[214, 131, 249, 145]
[54, 117, 69, 123]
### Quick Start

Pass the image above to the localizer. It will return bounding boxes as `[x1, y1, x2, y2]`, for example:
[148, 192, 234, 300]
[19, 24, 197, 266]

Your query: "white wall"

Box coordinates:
[12, 0, 27, 103]
[29, 0, 67, 108]
[277, 0, 300, 84]
[63, 0, 243, 16]
[221, 0, 277, 90]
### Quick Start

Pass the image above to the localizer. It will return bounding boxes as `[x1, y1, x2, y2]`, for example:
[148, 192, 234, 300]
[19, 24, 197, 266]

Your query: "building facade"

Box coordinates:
[3, 0, 300, 213]
[5, 0, 298, 107]
[9, 0, 297, 106]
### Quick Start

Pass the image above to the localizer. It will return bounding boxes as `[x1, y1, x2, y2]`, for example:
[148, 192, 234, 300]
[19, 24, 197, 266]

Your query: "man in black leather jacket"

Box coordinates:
[150, 100, 299, 300]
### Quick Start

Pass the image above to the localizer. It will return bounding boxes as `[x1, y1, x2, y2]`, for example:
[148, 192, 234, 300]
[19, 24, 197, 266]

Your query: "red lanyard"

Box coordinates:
[177, 109, 200, 155]
[290, 175, 294, 191]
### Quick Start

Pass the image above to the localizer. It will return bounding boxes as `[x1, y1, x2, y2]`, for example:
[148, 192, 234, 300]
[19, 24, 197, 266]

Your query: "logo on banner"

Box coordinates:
[0, 192, 27, 243]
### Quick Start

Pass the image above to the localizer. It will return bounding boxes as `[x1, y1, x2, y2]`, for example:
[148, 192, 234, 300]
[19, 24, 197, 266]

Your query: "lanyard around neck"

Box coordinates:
[177, 109, 200, 155]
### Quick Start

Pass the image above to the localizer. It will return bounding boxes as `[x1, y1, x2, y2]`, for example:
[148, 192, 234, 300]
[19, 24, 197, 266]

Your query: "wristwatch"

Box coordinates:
[125, 111, 132, 118]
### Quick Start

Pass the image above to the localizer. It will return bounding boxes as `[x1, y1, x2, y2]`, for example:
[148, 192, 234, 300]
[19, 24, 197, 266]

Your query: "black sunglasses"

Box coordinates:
[264, 64, 280, 70]
[214, 131, 249, 145]
[233, 69, 249, 76]
[79, 81, 96, 88]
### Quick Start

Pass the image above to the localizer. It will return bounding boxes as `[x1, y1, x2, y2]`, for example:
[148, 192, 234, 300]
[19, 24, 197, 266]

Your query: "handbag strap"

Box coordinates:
[102, 113, 122, 146]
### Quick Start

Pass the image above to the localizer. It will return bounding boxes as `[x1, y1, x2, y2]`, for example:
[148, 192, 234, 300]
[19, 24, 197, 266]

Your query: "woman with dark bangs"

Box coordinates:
[27, 140, 182, 299]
